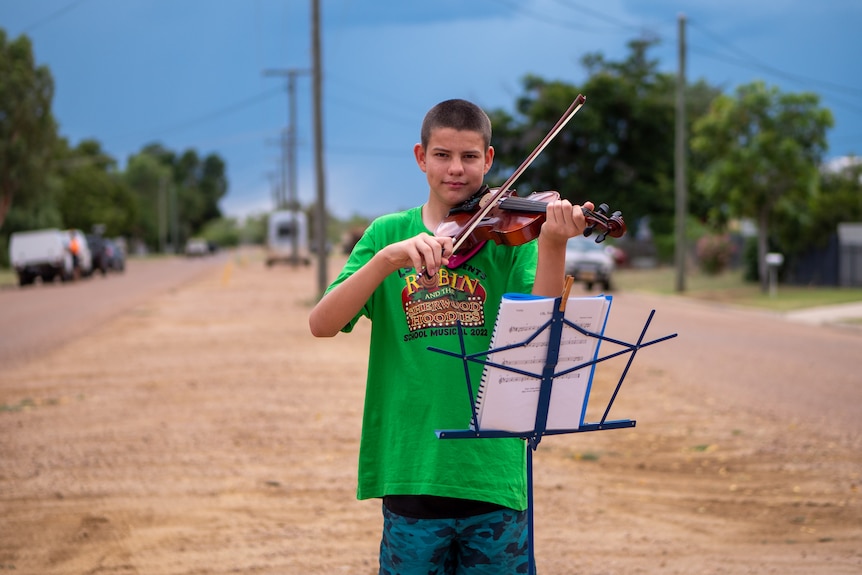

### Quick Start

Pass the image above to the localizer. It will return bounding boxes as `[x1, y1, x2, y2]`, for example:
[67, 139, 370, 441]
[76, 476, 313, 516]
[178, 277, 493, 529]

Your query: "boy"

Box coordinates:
[309, 99, 593, 574]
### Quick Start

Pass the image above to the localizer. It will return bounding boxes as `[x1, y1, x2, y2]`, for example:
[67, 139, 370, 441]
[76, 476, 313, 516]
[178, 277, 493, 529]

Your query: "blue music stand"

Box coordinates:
[428, 290, 677, 575]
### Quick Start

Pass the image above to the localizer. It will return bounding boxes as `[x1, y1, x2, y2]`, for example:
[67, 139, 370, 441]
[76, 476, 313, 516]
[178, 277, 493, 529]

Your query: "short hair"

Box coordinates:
[420, 99, 492, 150]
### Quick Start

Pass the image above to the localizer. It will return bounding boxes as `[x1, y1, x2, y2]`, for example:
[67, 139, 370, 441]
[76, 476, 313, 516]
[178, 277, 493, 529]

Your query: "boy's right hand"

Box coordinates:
[380, 233, 454, 277]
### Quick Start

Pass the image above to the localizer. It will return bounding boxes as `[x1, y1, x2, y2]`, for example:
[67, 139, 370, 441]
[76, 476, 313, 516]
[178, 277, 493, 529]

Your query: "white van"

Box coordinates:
[265, 210, 311, 266]
[8, 228, 94, 286]
[9, 228, 91, 285]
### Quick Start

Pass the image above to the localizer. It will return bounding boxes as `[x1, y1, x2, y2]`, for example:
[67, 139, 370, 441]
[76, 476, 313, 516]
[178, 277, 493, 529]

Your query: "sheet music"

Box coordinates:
[473, 294, 611, 434]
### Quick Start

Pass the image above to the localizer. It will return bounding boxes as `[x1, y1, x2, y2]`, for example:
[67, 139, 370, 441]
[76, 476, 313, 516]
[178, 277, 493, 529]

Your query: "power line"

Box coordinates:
[549, 0, 646, 33]
[494, 0, 622, 34]
[689, 20, 862, 99]
[487, 1, 862, 108]
[23, 0, 89, 33]
[326, 91, 416, 129]
[691, 47, 862, 121]
[327, 145, 405, 158]
[132, 87, 284, 141]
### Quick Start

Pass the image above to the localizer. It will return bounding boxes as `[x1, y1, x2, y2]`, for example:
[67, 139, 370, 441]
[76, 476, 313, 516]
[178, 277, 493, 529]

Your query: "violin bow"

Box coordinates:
[450, 94, 587, 254]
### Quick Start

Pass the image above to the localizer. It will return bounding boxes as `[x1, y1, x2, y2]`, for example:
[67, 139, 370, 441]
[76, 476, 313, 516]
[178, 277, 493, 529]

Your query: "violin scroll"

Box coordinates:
[582, 203, 626, 243]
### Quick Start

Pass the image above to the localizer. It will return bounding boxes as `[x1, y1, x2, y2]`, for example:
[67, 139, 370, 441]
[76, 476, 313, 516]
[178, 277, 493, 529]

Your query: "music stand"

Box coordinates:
[428, 286, 677, 575]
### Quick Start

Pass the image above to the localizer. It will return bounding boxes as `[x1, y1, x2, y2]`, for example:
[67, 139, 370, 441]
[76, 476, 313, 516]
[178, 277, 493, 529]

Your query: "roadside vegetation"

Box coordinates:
[615, 266, 862, 312]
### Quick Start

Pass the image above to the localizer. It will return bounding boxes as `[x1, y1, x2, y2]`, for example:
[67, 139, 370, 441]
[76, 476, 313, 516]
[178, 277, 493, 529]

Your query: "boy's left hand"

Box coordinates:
[541, 199, 595, 244]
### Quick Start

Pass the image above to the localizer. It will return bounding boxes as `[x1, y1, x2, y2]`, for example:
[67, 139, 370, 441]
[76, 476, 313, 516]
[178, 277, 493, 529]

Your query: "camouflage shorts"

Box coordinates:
[379, 503, 530, 575]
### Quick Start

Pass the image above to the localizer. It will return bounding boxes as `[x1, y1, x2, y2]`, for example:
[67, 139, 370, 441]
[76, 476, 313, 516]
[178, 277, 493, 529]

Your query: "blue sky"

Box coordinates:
[2, 0, 861, 221]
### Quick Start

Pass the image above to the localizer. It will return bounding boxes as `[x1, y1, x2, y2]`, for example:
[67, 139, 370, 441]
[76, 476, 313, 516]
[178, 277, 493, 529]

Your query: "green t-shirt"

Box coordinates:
[327, 206, 539, 511]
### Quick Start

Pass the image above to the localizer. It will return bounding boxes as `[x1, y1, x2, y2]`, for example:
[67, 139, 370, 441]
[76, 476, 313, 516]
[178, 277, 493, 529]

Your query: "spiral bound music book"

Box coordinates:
[472, 293, 611, 433]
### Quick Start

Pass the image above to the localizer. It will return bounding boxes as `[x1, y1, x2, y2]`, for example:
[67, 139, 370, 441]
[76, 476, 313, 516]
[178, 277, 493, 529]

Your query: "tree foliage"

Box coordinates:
[0, 29, 243, 262]
[123, 143, 227, 250]
[488, 39, 720, 252]
[56, 139, 137, 236]
[691, 81, 833, 289]
[778, 157, 862, 260]
[0, 30, 58, 229]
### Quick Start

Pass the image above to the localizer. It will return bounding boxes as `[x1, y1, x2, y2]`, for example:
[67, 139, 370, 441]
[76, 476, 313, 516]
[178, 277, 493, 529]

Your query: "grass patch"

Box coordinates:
[0, 396, 73, 413]
[0, 268, 15, 288]
[615, 267, 862, 312]
[0, 398, 37, 412]
[569, 452, 601, 462]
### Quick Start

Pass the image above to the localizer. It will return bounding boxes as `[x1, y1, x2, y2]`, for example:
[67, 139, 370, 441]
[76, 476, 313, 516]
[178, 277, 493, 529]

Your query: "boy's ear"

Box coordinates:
[484, 145, 495, 174]
[414, 143, 427, 172]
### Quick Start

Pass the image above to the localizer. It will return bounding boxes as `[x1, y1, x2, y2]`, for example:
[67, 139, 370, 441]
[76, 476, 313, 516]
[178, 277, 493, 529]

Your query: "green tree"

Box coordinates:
[198, 153, 227, 223]
[818, 158, 862, 225]
[130, 143, 227, 250]
[0, 30, 57, 229]
[240, 213, 267, 245]
[775, 157, 862, 262]
[56, 139, 137, 236]
[691, 81, 833, 290]
[200, 217, 241, 247]
[124, 143, 227, 252]
[488, 39, 719, 257]
[175, 149, 205, 243]
[174, 149, 227, 238]
[124, 150, 172, 251]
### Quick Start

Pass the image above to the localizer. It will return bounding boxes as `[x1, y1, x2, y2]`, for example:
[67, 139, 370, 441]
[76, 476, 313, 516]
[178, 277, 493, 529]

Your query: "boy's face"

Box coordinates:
[414, 127, 493, 210]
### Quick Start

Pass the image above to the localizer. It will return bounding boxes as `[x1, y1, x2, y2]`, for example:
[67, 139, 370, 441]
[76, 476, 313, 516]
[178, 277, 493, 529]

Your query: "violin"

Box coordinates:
[437, 186, 626, 268]
[434, 94, 626, 268]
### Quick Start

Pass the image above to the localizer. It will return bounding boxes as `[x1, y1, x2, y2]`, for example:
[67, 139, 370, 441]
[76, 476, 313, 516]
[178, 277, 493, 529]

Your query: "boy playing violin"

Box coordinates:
[309, 98, 593, 575]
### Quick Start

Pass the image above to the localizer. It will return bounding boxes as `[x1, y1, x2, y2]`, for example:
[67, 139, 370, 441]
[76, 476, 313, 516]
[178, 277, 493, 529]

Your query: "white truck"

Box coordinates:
[265, 210, 311, 267]
[8, 228, 92, 286]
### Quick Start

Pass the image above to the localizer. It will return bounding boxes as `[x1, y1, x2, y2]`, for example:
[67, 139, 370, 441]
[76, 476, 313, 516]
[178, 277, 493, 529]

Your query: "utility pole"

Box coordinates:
[311, 0, 328, 295]
[264, 134, 287, 208]
[674, 13, 688, 293]
[170, 181, 178, 254]
[264, 67, 311, 264]
[286, 72, 302, 213]
[158, 176, 167, 254]
[265, 171, 280, 209]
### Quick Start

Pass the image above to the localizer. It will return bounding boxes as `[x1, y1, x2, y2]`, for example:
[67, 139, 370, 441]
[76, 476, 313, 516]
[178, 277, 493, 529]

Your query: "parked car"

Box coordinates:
[9, 228, 74, 285]
[184, 237, 209, 257]
[564, 235, 615, 291]
[604, 243, 628, 267]
[86, 234, 110, 275]
[104, 238, 126, 272]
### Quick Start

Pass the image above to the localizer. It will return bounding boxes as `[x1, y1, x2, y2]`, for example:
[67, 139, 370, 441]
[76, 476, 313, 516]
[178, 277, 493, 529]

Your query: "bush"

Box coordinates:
[696, 234, 735, 275]
[200, 217, 242, 247]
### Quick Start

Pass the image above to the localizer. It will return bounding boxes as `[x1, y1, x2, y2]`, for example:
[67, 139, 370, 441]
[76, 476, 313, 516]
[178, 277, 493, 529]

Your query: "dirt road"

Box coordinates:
[0, 255, 228, 368]
[1, 249, 860, 574]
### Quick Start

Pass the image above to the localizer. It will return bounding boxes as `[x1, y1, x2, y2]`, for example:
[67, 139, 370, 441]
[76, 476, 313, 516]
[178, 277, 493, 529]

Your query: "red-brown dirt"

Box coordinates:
[1, 249, 860, 574]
